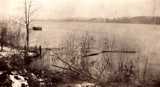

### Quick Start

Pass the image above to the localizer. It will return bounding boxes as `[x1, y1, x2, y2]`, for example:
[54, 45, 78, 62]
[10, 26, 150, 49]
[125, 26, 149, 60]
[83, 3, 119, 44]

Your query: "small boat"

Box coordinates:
[32, 26, 42, 31]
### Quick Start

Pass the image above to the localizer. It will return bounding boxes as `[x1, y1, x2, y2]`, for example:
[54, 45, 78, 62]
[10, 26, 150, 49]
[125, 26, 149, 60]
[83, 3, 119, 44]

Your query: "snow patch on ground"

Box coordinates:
[74, 84, 81, 87]
[81, 82, 95, 87]
[1, 47, 12, 51]
[58, 82, 97, 87]
[0, 71, 3, 75]
[0, 47, 19, 58]
[9, 74, 29, 87]
[28, 52, 36, 56]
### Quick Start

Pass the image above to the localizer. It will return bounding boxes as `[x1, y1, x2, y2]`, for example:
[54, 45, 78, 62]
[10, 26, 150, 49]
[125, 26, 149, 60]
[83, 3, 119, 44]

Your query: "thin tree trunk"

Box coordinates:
[26, 24, 29, 51]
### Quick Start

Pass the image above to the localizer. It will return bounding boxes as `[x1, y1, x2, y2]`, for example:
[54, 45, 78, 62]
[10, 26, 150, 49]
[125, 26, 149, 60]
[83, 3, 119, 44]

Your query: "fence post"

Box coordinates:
[39, 45, 42, 58]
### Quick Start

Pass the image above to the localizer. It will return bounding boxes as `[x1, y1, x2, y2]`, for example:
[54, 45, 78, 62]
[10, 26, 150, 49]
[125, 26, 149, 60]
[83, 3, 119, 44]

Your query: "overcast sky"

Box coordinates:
[0, 0, 160, 19]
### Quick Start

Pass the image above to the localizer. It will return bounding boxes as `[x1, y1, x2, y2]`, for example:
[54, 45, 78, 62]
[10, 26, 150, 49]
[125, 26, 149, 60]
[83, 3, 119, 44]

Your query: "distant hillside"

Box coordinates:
[35, 16, 160, 24]
[108, 16, 160, 24]
[88, 16, 160, 24]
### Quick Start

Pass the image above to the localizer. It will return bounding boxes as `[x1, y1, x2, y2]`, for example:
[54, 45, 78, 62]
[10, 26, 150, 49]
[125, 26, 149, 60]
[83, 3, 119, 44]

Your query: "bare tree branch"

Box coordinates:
[83, 50, 137, 57]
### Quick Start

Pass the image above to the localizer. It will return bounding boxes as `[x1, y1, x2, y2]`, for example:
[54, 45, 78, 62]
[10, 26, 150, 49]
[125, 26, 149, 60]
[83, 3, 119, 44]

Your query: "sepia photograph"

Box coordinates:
[0, 0, 160, 87]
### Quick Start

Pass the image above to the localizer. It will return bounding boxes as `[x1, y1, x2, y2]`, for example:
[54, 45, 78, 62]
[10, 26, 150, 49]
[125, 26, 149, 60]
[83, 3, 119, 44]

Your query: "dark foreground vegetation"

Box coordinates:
[1, 20, 160, 87]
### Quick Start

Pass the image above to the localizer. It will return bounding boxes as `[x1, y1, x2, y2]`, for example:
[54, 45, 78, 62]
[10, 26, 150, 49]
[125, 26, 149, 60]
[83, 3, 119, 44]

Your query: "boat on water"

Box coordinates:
[32, 26, 42, 31]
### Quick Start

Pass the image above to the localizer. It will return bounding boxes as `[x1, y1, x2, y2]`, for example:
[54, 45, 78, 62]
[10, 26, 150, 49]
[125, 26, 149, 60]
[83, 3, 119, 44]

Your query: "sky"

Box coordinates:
[0, 0, 160, 19]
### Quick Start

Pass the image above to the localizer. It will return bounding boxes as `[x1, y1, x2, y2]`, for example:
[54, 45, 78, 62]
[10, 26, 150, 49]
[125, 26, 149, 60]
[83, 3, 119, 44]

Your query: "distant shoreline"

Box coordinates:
[33, 16, 160, 25]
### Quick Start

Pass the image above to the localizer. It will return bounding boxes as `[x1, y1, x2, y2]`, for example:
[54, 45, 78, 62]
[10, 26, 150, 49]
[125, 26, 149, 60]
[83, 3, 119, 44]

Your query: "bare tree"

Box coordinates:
[48, 32, 97, 81]
[78, 33, 95, 78]
[24, 0, 38, 51]
[94, 35, 115, 83]
[24, 0, 30, 51]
